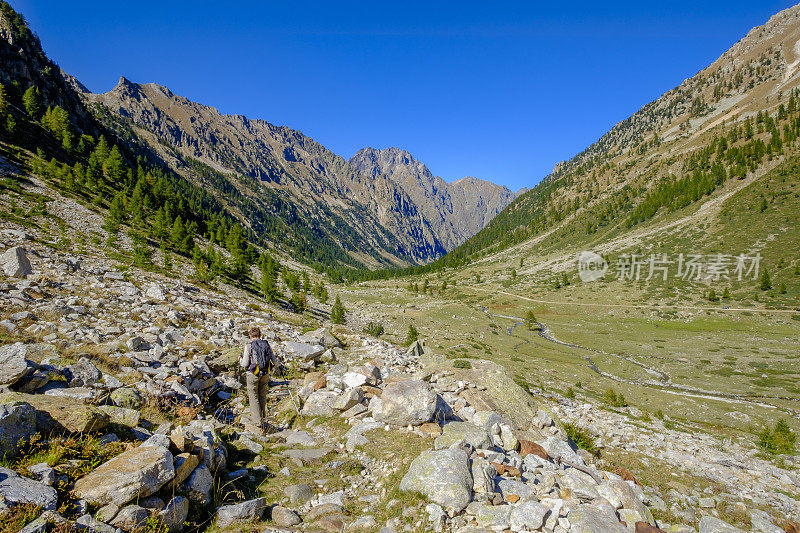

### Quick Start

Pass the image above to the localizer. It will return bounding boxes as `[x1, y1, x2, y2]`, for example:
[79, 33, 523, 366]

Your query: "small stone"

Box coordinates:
[27, 463, 56, 486]
[110, 505, 150, 531]
[271, 505, 302, 527]
[159, 496, 189, 533]
[284, 482, 314, 505]
[215, 497, 268, 528]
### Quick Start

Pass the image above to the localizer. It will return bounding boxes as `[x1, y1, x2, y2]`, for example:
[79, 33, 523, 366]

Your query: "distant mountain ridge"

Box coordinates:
[348, 147, 517, 251]
[87, 78, 516, 266]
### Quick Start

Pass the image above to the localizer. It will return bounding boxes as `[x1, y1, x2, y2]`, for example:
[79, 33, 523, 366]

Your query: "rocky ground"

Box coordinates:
[0, 228, 798, 533]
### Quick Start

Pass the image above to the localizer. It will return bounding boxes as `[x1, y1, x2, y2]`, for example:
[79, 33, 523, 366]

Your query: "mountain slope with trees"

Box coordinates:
[415, 2, 800, 287]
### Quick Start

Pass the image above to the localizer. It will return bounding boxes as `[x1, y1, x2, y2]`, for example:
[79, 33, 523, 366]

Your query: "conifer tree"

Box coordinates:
[292, 290, 307, 313]
[406, 323, 419, 345]
[103, 145, 126, 182]
[22, 86, 42, 119]
[330, 295, 346, 324]
[760, 268, 772, 291]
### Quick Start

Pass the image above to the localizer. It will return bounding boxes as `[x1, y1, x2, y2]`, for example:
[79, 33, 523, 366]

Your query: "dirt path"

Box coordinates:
[474, 300, 800, 417]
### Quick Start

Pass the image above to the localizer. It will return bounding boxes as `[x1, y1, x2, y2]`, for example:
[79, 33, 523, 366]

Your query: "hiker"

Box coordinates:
[239, 326, 281, 432]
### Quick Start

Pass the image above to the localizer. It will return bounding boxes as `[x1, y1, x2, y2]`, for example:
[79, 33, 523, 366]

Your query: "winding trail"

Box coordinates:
[475, 303, 800, 417]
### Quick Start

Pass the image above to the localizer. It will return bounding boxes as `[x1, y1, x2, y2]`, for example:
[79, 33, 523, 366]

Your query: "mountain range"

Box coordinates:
[85, 78, 516, 268]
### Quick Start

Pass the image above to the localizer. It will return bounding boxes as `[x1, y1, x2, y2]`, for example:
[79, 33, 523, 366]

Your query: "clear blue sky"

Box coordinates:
[13, 1, 798, 191]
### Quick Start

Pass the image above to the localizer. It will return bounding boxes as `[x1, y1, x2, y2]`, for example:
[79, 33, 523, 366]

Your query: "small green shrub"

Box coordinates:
[758, 419, 797, 455]
[603, 387, 628, 408]
[363, 322, 385, 338]
[564, 422, 597, 456]
[564, 387, 576, 399]
[453, 359, 471, 369]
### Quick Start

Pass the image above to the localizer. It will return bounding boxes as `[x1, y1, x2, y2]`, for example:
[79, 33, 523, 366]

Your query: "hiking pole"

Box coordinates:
[277, 365, 301, 415]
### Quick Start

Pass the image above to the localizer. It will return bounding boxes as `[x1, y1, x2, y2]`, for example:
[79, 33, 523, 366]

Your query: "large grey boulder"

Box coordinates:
[0, 401, 36, 457]
[215, 497, 268, 528]
[373, 379, 437, 426]
[400, 448, 473, 512]
[0, 342, 30, 386]
[0, 391, 110, 433]
[73, 444, 175, 506]
[301, 390, 339, 417]
[0, 467, 58, 510]
[568, 504, 626, 533]
[1, 246, 32, 277]
[434, 422, 491, 450]
[698, 516, 747, 533]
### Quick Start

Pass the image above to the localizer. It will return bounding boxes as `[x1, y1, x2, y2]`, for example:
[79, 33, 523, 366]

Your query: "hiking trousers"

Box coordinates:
[246, 372, 270, 425]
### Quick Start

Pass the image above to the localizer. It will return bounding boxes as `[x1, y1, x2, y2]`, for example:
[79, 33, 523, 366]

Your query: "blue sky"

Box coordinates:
[14, 1, 797, 191]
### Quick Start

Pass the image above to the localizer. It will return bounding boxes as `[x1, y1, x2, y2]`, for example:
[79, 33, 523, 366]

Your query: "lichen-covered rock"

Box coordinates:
[0, 391, 110, 433]
[698, 516, 747, 533]
[110, 505, 149, 531]
[0, 401, 36, 457]
[458, 360, 539, 431]
[65, 357, 102, 387]
[568, 504, 626, 533]
[270, 505, 302, 527]
[434, 422, 491, 450]
[400, 448, 472, 512]
[110, 388, 144, 410]
[467, 501, 513, 528]
[373, 379, 437, 426]
[509, 500, 549, 531]
[98, 405, 141, 428]
[73, 444, 174, 506]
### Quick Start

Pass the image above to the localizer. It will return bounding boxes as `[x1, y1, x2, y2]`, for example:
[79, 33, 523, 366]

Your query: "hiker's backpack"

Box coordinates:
[248, 339, 274, 375]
